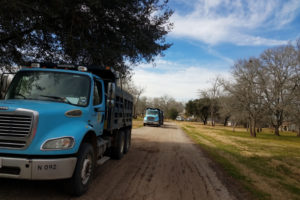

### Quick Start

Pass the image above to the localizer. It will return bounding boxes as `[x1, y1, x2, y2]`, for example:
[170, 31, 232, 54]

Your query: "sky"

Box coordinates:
[131, 0, 300, 102]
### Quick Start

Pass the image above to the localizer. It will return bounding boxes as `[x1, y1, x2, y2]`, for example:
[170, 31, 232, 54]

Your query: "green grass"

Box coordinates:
[179, 122, 300, 200]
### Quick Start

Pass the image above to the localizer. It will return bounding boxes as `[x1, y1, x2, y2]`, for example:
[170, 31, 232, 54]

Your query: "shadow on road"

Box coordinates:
[161, 124, 177, 129]
[0, 122, 247, 200]
[0, 179, 69, 200]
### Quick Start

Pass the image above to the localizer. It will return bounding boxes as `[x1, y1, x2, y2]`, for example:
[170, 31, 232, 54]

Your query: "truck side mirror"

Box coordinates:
[1, 74, 14, 99]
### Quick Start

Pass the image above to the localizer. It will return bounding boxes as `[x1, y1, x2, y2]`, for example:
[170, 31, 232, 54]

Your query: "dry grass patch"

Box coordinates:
[178, 122, 300, 200]
[132, 118, 144, 129]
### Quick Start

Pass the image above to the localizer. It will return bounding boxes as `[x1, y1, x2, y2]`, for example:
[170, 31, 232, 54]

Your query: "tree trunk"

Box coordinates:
[297, 127, 300, 137]
[133, 106, 137, 119]
[246, 121, 249, 132]
[224, 116, 229, 126]
[257, 127, 262, 133]
[249, 119, 256, 137]
[253, 121, 256, 137]
[211, 110, 213, 126]
[274, 125, 280, 136]
[232, 122, 236, 132]
[204, 117, 208, 125]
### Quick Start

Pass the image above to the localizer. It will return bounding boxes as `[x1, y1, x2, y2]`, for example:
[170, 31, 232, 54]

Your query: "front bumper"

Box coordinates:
[144, 120, 159, 125]
[0, 156, 77, 180]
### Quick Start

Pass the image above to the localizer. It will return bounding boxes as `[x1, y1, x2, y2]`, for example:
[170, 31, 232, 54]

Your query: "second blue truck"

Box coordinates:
[143, 108, 164, 126]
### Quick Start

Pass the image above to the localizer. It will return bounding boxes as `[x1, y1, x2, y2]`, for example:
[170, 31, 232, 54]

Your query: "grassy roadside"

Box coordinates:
[132, 117, 144, 129]
[178, 122, 300, 200]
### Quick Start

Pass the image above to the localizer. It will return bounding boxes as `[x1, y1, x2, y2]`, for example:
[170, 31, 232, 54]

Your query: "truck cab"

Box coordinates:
[143, 108, 163, 126]
[0, 63, 133, 195]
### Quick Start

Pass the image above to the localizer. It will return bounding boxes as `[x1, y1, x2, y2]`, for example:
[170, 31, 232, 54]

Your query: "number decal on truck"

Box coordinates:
[37, 164, 57, 170]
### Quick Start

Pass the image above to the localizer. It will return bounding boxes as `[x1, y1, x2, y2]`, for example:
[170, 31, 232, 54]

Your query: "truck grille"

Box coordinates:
[147, 117, 155, 121]
[0, 114, 32, 137]
[0, 109, 38, 149]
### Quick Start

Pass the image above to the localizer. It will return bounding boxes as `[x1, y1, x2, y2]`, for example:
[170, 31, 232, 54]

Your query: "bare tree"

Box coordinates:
[132, 86, 145, 118]
[222, 94, 248, 131]
[289, 88, 300, 136]
[123, 78, 145, 118]
[223, 58, 265, 137]
[200, 76, 221, 126]
[218, 95, 234, 126]
[259, 45, 299, 136]
[136, 96, 148, 116]
[288, 42, 300, 136]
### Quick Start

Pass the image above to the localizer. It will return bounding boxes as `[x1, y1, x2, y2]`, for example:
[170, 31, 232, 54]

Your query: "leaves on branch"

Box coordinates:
[0, 0, 173, 75]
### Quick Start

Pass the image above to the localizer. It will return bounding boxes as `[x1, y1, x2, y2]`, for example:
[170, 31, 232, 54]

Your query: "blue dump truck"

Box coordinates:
[0, 63, 133, 195]
[143, 108, 164, 126]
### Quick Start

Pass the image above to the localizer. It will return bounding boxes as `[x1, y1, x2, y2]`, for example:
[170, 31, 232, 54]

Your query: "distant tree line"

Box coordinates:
[123, 80, 184, 120]
[136, 95, 184, 120]
[186, 41, 300, 137]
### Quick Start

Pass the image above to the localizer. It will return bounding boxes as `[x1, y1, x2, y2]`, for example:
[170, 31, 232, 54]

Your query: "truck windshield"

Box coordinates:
[146, 110, 158, 115]
[5, 71, 90, 106]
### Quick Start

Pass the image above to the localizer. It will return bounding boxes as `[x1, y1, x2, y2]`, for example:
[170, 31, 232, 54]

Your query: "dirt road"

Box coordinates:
[0, 122, 242, 200]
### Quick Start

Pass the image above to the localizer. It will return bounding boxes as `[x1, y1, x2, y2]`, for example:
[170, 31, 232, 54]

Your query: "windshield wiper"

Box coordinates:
[39, 95, 72, 105]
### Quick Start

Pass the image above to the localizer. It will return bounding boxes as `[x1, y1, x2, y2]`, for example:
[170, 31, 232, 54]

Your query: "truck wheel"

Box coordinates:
[124, 129, 131, 154]
[66, 143, 95, 196]
[111, 130, 125, 159]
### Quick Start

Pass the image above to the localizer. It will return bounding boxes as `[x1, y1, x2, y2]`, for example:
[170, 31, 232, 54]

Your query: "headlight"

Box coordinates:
[41, 137, 75, 150]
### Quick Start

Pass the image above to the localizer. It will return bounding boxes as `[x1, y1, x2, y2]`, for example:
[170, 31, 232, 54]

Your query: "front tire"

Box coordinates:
[66, 143, 95, 196]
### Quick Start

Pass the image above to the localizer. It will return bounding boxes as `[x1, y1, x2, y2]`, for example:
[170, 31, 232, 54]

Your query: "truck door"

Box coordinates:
[91, 78, 105, 135]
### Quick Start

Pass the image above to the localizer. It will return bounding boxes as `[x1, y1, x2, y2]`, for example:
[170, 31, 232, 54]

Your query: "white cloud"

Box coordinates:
[132, 60, 231, 101]
[170, 0, 300, 46]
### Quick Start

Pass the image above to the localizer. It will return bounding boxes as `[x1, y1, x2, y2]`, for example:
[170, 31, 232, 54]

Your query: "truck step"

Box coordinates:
[97, 156, 110, 165]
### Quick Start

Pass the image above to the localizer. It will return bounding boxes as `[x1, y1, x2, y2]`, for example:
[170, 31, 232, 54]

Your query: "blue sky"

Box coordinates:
[132, 0, 300, 101]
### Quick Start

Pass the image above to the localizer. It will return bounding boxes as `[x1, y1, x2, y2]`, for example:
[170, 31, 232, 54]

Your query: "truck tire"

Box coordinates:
[111, 130, 125, 159]
[66, 143, 95, 196]
[124, 129, 131, 154]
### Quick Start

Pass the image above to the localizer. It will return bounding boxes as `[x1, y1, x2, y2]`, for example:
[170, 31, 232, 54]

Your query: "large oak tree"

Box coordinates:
[0, 0, 173, 74]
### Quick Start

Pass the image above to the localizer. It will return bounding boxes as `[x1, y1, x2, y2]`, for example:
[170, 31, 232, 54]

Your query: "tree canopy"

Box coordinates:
[186, 98, 211, 124]
[0, 0, 173, 74]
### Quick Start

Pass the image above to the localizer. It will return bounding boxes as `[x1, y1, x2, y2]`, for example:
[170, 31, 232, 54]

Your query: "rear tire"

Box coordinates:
[124, 129, 131, 154]
[111, 130, 125, 159]
[66, 143, 95, 196]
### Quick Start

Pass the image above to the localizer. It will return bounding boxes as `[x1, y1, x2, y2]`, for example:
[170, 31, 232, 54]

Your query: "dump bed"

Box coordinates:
[109, 86, 133, 130]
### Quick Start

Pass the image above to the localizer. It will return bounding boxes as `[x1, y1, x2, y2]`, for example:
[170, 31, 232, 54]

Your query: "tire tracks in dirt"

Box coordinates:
[0, 122, 246, 200]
